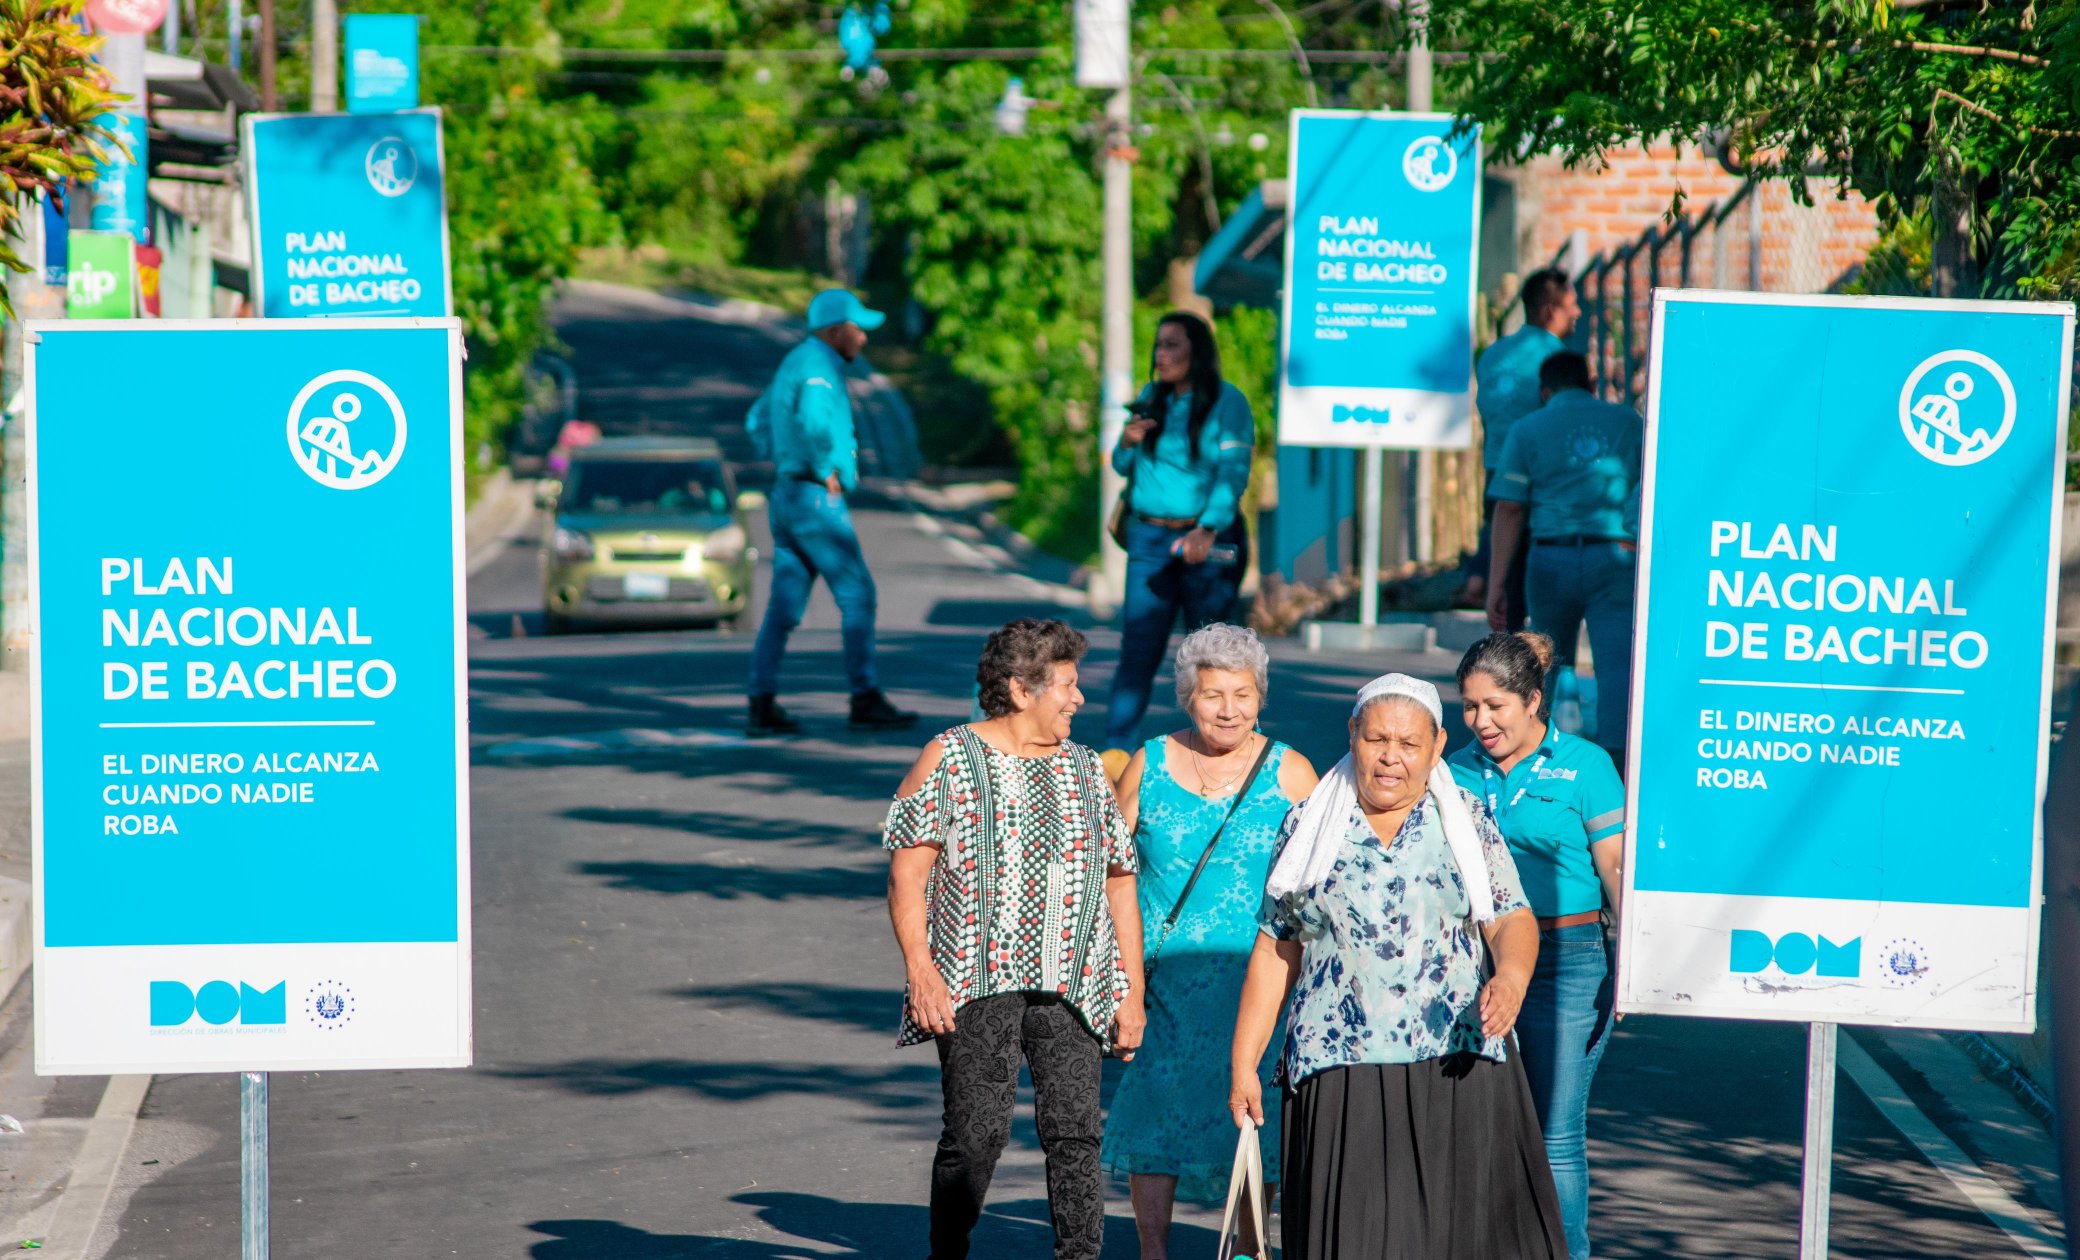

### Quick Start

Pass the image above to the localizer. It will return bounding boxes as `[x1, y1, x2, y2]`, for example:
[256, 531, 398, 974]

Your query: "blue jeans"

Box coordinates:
[1525, 541, 1635, 765]
[748, 481, 878, 696]
[1104, 518, 1244, 748]
[1516, 922, 1614, 1260]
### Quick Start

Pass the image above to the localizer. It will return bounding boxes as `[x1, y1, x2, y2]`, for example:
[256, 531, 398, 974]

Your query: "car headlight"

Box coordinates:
[551, 527, 594, 563]
[700, 524, 748, 565]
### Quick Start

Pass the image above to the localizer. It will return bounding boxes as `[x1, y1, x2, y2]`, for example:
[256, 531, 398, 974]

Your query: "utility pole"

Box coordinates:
[310, 0, 338, 110]
[259, 0, 279, 110]
[1076, 0, 1132, 608]
[1406, 0, 1435, 567]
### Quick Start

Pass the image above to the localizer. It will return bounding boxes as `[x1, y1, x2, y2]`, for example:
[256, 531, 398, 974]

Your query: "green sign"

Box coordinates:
[65, 231, 136, 318]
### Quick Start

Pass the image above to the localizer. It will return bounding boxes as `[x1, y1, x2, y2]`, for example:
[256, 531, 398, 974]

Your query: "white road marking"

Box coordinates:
[1839, 1034, 2064, 1258]
[43, 1074, 151, 1258]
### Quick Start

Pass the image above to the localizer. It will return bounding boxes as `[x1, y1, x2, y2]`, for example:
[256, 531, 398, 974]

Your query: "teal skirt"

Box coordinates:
[1100, 950, 1283, 1203]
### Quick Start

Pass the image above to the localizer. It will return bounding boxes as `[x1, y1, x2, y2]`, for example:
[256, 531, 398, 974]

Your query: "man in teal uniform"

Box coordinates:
[1486, 351, 1642, 766]
[1464, 268, 1580, 624]
[745, 289, 917, 736]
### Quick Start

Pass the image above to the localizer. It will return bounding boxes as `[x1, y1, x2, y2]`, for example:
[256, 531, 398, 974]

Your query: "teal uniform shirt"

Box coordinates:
[1109, 381, 1255, 532]
[755, 337, 859, 493]
[1449, 727, 1624, 917]
[1475, 325, 1566, 474]
[1491, 387, 1644, 540]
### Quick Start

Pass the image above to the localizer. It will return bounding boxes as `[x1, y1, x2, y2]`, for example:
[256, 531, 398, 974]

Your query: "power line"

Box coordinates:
[422, 43, 1452, 65]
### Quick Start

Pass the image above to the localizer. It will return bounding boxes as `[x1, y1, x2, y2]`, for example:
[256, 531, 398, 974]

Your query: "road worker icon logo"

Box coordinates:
[1402, 135, 1457, 193]
[1898, 349, 2015, 467]
[365, 136, 417, 198]
[287, 369, 408, 491]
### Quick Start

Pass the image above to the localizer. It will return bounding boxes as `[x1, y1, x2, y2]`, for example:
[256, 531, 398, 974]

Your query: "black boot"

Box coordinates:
[746, 694, 802, 737]
[849, 689, 918, 731]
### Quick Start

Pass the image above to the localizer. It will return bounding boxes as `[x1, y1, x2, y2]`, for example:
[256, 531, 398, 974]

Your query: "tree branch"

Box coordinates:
[1935, 87, 2080, 140]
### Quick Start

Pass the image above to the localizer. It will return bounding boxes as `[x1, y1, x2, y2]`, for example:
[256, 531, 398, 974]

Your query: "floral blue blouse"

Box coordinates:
[1257, 788, 1529, 1085]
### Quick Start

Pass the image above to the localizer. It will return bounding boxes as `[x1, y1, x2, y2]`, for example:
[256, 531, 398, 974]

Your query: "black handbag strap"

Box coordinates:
[1144, 736, 1278, 987]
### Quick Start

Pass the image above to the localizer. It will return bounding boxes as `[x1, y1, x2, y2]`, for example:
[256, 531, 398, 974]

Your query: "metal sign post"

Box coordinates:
[1798, 1023, 1836, 1259]
[241, 1071, 269, 1260]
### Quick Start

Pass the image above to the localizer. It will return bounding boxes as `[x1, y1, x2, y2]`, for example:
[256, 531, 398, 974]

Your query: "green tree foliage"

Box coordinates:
[0, 0, 117, 304]
[1434, 0, 2080, 299]
[420, 0, 605, 459]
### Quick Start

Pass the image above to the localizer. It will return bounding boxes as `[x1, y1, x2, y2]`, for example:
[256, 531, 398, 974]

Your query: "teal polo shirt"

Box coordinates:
[1491, 387, 1643, 540]
[1475, 324, 1566, 473]
[756, 337, 859, 492]
[1449, 728, 1624, 917]
[1109, 381, 1255, 532]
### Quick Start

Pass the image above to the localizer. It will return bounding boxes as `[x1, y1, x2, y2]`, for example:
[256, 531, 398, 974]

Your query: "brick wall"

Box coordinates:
[1504, 142, 1881, 297]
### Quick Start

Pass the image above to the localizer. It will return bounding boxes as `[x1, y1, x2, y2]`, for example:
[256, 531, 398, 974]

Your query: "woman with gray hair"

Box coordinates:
[1231, 673, 1563, 1259]
[1101, 623, 1317, 1259]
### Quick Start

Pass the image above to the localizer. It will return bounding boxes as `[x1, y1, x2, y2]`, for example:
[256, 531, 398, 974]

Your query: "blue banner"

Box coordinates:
[1618, 291, 2073, 1032]
[1277, 110, 1480, 449]
[26, 319, 472, 1073]
[88, 112, 150, 244]
[345, 14, 420, 113]
[243, 109, 451, 319]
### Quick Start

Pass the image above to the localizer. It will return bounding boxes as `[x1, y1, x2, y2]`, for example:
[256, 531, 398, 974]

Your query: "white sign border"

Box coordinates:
[1275, 108, 1482, 452]
[23, 316, 474, 1074]
[1616, 287, 2075, 1033]
[241, 108, 456, 320]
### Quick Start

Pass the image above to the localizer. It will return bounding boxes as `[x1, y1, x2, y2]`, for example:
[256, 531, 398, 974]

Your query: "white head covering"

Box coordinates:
[1263, 673, 1499, 921]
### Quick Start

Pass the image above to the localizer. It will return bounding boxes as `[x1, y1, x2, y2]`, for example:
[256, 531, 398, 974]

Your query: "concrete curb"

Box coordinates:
[466, 468, 539, 577]
[0, 874, 28, 1007]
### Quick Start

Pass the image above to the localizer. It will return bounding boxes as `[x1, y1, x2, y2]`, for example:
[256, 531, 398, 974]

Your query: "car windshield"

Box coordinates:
[564, 459, 729, 516]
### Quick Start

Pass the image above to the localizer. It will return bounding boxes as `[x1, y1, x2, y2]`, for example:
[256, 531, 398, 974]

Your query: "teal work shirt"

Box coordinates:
[1475, 325, 1566, 474]
[1491, 388, 1644, 540]
[754, 337, 858, 493]
[1449, 727, 1624, 917]
[1109, 382, 1254, 532]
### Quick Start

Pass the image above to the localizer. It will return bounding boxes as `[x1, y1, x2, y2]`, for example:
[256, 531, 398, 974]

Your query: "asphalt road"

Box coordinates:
[6, 280, 2059, 1259]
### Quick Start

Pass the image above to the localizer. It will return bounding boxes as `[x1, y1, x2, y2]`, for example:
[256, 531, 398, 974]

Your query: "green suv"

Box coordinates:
[539, 437, 757, 633]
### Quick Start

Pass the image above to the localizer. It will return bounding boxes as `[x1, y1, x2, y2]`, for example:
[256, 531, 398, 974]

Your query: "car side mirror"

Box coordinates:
[735, 489, 768, 512]
[535, 479, 562, 510]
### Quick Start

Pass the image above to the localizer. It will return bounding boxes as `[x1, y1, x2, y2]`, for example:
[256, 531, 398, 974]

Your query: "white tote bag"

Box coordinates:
[1217, 1116, 1271, 1260]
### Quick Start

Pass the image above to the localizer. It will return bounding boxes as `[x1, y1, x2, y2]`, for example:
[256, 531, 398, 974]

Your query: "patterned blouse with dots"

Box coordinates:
[883, 725, 1140, 1049]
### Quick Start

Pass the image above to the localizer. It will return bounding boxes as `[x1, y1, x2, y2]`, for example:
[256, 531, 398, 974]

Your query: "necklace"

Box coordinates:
[1187, 730, 1257, 797]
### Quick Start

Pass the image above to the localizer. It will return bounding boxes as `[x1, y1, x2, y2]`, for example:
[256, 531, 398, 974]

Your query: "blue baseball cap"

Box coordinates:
[807, 288, 886, 332]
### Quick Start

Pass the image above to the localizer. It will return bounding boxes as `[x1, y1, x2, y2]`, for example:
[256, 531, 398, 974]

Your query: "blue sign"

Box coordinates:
[1618, 291, 2074, 1032]
[345, 14, 420, 113]
[243, 109, 452, 319]
[1277, 110, 1480, 450]
[88, 112, 149, 243]
[27, 319, 471, 1074]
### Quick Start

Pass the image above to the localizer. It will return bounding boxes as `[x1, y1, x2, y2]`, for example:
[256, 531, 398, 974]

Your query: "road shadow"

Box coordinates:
[491, 1057, 940, 1110]
[529, 1191, 1224, 1259]
[673, 981, 893, 1037]
[561, 806, 868, 851]
[573, 858, 884, 901]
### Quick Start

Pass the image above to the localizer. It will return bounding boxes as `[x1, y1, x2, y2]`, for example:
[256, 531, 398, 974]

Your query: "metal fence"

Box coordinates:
[1561, 180, 1881, 409]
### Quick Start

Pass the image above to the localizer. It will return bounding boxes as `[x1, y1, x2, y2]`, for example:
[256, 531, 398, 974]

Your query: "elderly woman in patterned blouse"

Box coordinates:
[1230, 673, 1565, 1260]
[884, 618, 1145, 1260]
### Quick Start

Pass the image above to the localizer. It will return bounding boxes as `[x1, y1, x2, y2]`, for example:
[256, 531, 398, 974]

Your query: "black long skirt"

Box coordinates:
[1281, 1054, 1566, 1260]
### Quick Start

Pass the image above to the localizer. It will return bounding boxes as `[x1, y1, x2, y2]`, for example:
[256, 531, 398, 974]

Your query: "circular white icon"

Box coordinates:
[287, 370, 408, 490]
[365, 137, 417, 198]
[1403, 136, 1457, 192]
[1897, 349, 2015, 466]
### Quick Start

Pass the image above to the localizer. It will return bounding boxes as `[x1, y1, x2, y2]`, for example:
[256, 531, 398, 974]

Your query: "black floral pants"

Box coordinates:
[929, 992, 1104, 1260]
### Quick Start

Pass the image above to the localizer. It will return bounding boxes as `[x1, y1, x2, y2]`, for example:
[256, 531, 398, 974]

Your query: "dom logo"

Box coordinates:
[1332, 404, 1394, 425]
[364, 136, 418, 197]
[1898, 350, 2015, 467]
[150, 980, 286, 1027]
[1402, 135, 1458, 193]
[1729, 930, 1861, 978]
[287, 369, 409, 491]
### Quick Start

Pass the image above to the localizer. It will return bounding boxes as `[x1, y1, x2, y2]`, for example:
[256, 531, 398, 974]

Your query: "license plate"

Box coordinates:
[623, 572, 670, 601]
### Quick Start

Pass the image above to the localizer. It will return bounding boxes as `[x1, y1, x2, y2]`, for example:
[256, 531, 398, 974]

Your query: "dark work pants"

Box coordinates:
[1104, 517, 1246, 748]
[930, 992, 1104, 1260]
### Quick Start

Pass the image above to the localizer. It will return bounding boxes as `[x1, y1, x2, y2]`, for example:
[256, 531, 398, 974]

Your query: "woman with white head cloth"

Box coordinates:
[1230, 673, 1563, 1259]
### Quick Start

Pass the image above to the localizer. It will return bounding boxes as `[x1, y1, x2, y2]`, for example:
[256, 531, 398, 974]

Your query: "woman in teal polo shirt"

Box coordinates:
[1449, 632, 1624, 1260]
